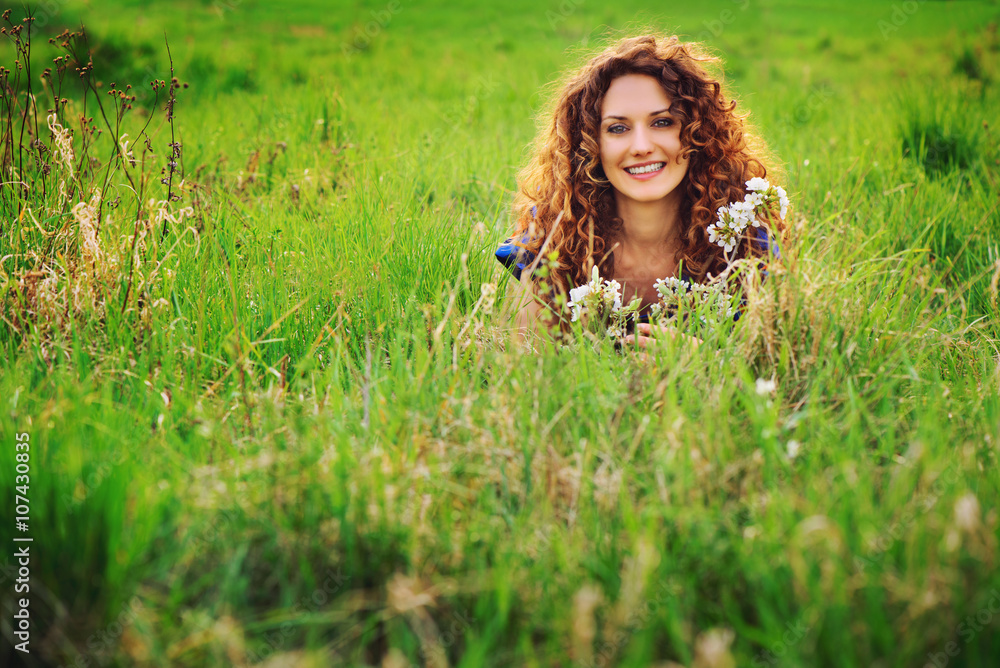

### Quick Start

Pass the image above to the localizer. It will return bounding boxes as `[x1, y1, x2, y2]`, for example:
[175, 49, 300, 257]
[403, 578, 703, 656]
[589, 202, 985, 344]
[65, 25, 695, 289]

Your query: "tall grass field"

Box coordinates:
[1, 1, 999, 666]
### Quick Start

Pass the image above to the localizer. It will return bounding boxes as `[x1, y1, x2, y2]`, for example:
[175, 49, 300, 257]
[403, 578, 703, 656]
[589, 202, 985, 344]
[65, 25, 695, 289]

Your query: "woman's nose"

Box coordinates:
[630, 126, 653, 154]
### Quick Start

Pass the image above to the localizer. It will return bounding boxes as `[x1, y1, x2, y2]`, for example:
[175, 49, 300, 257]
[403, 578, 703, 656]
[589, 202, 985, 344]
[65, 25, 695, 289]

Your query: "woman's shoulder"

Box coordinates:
[752, 225, 780, 259]
[495, 233, 536, 280]
[495, 206, 540, 280]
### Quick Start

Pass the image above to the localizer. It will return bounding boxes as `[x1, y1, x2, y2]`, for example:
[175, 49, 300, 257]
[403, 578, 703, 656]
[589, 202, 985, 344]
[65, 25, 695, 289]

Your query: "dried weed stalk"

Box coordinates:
[1, 13, 197, 362]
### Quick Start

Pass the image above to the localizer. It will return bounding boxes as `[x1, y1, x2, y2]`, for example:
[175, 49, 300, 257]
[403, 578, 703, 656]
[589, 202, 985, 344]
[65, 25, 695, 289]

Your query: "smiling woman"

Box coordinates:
[497, 34, 785, 346]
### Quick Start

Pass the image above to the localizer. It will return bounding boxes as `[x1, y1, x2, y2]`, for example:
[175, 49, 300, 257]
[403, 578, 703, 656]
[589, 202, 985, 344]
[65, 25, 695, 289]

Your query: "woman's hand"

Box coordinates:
[624, 322, 701, 358]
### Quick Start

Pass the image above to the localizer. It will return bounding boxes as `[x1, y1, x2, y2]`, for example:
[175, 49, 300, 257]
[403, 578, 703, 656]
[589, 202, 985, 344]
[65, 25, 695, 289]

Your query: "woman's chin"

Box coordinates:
[615, 185, 683, 205]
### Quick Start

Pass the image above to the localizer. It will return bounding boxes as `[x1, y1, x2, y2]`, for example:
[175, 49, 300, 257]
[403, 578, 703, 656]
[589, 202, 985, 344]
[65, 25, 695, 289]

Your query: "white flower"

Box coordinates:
[725, 201, 754, 234]
[707, 223, 723, 247]
[567, 265, 628, 326]
[786, 440, 801, 460]
[603, 279, 623, 312]
[954, 493, 981, 532]
[746, 191, 765, 209]
[746, 177, 770, 192]
[568, 284, 591, 303]
[654, 276, 691, 299]
[590, 264, 601, 285]
[568, 284, 591, 321]
[730, 199, 755, 218]
[755, 378, 776, 396]
[709, 206, 743, 251]
[775, 185, 789, 219]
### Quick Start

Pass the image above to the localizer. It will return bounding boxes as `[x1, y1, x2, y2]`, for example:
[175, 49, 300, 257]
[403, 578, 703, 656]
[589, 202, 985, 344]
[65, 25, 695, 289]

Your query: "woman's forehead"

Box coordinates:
[601, 74, 674, 118]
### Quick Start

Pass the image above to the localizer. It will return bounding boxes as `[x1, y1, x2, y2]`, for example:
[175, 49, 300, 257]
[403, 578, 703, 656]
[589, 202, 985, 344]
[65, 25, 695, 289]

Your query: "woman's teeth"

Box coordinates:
[625, 162, 665, 175]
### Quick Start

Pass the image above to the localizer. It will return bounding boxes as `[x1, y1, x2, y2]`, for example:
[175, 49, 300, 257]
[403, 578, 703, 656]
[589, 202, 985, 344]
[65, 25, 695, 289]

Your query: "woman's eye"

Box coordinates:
[607, 124, 627, 135]
[654, 117, 674, 128]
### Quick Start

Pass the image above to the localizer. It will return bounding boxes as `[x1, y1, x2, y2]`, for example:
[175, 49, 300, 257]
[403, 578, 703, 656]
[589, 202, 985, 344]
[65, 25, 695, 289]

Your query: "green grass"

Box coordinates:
[1, 1, 1000, 666]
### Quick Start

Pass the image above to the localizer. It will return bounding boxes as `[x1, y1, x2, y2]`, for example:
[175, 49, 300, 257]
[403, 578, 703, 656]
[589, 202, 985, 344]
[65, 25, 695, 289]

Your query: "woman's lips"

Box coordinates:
[624, 161, 666, 180]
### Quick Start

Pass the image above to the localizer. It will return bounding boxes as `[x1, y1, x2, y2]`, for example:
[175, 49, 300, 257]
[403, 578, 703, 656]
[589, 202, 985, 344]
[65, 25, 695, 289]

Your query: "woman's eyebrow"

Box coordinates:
[602, 108, 673, 122]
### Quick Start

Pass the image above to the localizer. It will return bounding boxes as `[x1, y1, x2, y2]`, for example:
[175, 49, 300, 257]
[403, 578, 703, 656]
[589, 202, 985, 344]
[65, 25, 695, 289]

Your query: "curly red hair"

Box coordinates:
[512, 33, 784, 297]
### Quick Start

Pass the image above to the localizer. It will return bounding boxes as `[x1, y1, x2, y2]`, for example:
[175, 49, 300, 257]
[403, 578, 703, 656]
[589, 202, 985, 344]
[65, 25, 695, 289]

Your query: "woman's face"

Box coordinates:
[599, 74, 689, 207]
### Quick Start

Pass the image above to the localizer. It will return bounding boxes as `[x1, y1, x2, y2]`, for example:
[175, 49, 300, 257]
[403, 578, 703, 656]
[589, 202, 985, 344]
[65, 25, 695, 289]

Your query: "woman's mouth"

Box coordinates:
[624, 161, 665, 179]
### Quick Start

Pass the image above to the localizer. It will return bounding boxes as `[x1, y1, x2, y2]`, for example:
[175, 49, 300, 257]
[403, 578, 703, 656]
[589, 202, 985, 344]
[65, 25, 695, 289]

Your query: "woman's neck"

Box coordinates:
[612, 189, 684, 259]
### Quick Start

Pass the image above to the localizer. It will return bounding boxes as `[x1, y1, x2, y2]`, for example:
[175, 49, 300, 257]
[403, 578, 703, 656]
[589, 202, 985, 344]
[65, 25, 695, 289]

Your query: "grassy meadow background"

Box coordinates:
[1, 0, 1000, 665]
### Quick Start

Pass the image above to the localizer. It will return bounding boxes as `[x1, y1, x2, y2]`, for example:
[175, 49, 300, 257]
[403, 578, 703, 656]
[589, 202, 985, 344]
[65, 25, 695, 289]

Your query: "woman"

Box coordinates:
[497, 33, 784, 348]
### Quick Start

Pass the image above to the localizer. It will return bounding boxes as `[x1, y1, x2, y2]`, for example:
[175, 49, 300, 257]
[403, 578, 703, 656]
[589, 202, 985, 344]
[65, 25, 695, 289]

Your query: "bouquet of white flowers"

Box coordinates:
[566, 178, 786, 339]
[706, 177, 787, 260]
[566, 265, 643, 338]
[649, 276, 734, 323]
